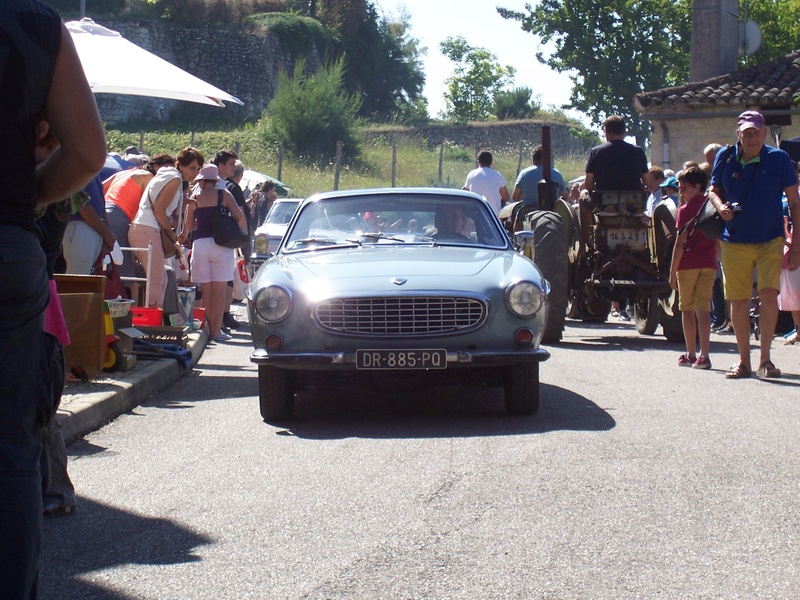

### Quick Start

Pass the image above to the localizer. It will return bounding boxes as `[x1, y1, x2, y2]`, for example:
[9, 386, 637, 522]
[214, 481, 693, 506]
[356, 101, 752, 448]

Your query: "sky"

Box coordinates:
[372, 0, 585, 124]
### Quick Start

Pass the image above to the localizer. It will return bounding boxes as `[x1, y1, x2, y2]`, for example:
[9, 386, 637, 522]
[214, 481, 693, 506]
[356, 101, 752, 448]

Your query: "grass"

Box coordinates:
[106, 124, 588, 198]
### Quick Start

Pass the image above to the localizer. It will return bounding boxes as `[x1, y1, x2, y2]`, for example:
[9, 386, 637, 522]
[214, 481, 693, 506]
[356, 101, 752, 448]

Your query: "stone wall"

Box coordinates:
[94, 19, 320, 124]
[646, 106, 800, 171]
[365, 121, 595, 157]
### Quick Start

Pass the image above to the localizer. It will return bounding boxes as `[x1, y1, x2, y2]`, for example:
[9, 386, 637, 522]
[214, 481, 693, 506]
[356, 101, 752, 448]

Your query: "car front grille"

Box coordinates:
[315, 296, 487, 336]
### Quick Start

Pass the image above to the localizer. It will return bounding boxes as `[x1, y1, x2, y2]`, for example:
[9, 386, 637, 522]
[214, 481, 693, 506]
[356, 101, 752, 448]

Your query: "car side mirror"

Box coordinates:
[515, 230, 535, 260]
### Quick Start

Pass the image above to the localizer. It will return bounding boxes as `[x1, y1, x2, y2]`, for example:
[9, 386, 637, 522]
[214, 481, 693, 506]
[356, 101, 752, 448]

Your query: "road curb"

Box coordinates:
[58, 330, 208, 444]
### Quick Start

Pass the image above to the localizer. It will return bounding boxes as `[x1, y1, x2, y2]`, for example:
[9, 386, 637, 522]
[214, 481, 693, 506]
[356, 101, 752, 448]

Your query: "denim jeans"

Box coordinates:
[711, 275, 726, 325]
[0, 226, 51, 599]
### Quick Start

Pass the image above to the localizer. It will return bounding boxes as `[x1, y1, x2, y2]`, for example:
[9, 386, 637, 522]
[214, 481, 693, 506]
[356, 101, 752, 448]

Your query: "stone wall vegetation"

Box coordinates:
[94, 18, 322, 125]
[93, 20, 594, 160]
[364, 120, 596, 158]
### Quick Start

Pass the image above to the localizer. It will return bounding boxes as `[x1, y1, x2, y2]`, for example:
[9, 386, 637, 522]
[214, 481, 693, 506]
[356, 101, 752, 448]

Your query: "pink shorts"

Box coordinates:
[190, 237, 235, 283]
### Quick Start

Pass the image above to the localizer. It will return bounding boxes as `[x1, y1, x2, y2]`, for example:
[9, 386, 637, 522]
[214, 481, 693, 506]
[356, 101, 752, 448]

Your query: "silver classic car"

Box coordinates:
[247, 188, 551, 422]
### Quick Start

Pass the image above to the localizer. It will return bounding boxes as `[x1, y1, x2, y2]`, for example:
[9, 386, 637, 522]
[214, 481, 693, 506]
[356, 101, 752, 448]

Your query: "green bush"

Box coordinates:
[263, 58, 362, 163]
[493, 87, 541, 121]
[245, 12, 336, 60]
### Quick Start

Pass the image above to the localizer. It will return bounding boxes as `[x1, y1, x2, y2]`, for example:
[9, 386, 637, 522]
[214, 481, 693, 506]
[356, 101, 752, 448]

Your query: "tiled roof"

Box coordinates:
[634, 50, 800, 112]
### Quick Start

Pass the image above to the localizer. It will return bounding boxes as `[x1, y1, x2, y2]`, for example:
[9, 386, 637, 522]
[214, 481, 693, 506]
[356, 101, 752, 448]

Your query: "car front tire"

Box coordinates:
[258, 364, 294, 422]
[504, 362, 540, 416]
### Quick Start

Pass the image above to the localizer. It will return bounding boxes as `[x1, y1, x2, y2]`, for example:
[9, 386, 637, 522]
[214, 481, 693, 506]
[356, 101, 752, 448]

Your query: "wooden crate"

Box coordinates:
[135, 325, 189, 348]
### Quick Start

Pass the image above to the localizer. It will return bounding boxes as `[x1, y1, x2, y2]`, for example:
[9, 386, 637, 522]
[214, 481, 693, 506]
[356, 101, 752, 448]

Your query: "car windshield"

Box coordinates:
[266, 201, 300, 225]
[282, 193, 509, 253]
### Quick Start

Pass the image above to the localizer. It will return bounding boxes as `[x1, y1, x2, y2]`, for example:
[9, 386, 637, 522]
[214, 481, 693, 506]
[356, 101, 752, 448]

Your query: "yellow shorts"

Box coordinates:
[677, 268, 716, 311]
[720, 237, 784, 301]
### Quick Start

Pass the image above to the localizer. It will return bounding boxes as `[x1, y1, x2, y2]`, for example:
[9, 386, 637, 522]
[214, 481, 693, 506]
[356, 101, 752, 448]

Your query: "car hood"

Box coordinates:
[253, 245, 542, 295]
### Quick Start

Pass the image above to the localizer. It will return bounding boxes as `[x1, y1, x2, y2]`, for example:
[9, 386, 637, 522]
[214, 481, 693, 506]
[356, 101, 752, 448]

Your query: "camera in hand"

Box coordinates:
[729, 202, 743, 213]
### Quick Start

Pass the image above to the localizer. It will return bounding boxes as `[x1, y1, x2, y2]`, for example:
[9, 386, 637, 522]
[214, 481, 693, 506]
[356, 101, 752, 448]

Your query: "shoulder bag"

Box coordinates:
[692, 197, 725, 240]
[687, 143, 742, 241]
[145, 187, 177, 258]
[213, 190, 249, 249]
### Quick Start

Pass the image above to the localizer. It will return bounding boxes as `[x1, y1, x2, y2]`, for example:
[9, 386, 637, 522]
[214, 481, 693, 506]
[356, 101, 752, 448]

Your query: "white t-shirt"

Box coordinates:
[133, 166, 182, 229]
[464, 166, 507, 214]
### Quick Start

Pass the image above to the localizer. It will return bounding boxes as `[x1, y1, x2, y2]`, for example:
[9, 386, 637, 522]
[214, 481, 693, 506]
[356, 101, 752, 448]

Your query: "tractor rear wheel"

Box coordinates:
[526, 211, 568, 343]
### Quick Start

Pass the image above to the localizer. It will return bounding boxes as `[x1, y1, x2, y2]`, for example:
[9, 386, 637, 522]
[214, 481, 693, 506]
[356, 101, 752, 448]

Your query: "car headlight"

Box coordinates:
[253, 233, 269, 255]
[506, 281, 546, 317]
[254, 285, 292, 322]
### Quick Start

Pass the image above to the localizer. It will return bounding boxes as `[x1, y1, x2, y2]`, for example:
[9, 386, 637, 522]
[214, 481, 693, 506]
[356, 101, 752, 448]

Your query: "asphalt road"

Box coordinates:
[41, 320, 800, 599]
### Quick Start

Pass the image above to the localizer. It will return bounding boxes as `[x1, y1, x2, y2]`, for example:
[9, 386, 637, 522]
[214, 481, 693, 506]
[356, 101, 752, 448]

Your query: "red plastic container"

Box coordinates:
[131, 307, 163, 327]
[193, 307, 206, 328]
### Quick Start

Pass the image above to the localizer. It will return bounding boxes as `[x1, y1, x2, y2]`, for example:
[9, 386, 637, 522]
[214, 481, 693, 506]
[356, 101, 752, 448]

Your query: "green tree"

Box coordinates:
[498, 0, 693, 145]
[440, 36, 515, 122]
[265, 58, 362, 162]
[493, 87, 541, 121]
[744, 0, 800, 65]
[339, 5, 426, 123]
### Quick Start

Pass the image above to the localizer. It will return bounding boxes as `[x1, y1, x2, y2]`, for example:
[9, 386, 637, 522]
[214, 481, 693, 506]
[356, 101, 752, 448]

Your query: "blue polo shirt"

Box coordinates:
[513, 165, 567, 207]
[710, 144, 797, 243]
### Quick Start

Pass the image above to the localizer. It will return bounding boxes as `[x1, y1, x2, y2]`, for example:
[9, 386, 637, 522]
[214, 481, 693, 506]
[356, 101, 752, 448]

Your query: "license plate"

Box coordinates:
[356, 349, 447, 370]
[607, 228, 646, 249]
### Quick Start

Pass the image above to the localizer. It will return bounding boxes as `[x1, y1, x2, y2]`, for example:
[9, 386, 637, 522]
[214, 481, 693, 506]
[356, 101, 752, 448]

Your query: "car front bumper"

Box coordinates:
[250, 347, 550, 369]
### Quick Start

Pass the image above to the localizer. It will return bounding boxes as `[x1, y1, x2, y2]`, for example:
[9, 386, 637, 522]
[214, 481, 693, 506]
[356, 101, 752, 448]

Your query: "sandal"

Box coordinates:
[756, 361, 781, 379]
[725, 363, 751, 379]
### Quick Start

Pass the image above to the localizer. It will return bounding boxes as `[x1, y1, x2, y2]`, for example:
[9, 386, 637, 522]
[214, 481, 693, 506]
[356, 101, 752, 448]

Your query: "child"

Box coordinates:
[669, 165, 719, 369]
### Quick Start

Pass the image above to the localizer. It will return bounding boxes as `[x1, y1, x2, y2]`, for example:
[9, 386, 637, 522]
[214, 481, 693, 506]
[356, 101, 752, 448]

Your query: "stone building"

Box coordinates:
[633, 0, 800, 170]
[634, 51, 800, 170]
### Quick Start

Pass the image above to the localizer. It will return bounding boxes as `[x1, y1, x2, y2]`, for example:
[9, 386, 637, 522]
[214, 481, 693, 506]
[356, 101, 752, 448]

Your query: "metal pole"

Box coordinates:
[537, 126, 558, 211]
[80, 0, 86, 18]
[333, 141, 343, 191]
[438, 145, 444, 184]
[391, 141, 397, 188]
[139, 131, 145, 154]
[516, 140, 524, 177]
[277, 143, 284, 182]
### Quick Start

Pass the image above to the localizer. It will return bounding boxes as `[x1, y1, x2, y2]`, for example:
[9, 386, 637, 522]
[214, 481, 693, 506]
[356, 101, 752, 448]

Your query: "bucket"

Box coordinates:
[177, 286, 196, 326]
[193, 307, 206, 329]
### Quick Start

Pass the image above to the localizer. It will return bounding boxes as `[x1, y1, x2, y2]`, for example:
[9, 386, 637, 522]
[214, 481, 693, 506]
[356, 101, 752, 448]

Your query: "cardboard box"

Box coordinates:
[116, 326, 146, 356]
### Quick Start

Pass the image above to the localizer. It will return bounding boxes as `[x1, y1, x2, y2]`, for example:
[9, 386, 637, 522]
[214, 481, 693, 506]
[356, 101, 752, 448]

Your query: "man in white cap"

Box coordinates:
[708, 109, 800, 379]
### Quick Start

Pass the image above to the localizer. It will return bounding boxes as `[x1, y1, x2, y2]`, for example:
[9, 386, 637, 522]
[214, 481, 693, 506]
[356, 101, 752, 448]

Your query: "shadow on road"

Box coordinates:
[269, 382, 614, 440]
[40, 496, 212, 599]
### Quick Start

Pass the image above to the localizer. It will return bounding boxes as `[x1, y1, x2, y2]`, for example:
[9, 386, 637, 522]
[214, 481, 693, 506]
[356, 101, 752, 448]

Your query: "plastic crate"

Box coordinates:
[193, 307, 206, 328]
[105, 298, 135, 318]
[131, 307, 163, 326]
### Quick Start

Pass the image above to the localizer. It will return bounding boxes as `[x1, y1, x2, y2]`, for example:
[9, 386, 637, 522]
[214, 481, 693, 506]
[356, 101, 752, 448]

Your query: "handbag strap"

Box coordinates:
[146, 178, 177, 234]
[216, 189, 228, 214]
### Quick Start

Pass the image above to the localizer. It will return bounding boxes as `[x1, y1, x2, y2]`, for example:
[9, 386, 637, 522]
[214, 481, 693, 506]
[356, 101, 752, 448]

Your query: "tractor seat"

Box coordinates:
[590, 190, 646, 215]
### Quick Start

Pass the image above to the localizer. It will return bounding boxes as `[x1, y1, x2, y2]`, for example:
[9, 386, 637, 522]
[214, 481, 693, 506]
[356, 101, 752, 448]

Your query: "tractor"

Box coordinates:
[502, 139, 682, 344]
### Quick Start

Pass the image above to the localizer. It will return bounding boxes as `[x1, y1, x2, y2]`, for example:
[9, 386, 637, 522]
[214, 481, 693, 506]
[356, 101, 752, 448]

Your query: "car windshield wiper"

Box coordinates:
[287, 237, 356, 250]
[347, 233, 406, 245]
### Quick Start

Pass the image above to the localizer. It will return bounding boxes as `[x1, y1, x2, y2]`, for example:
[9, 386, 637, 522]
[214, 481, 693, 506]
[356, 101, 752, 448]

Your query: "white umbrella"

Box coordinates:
[66, 19, 243, 108]
[240, 169, 293, 198]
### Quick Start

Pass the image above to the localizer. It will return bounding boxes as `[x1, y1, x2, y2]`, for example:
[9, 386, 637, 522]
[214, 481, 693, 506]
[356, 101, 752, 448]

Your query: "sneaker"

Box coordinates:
[213, 332, 232, 342]
[618, 311, 631, 322]
[678, 353, 695, 367]
[610, 309, 620, 318]
[692, 356, 712, 369]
